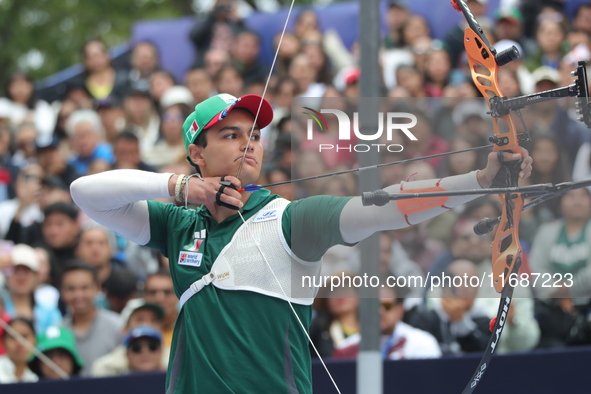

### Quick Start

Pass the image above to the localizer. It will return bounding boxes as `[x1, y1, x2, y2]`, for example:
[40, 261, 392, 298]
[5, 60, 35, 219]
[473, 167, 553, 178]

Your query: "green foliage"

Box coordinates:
[0, 0, 185, 88]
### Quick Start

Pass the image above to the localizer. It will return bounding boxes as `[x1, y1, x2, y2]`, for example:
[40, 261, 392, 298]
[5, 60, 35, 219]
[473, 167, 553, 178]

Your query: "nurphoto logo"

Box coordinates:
[302, 106, 418, 153]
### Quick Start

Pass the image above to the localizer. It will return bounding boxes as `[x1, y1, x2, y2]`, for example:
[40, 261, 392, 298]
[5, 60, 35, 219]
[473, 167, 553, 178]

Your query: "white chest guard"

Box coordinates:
[179, 198, 321, 308]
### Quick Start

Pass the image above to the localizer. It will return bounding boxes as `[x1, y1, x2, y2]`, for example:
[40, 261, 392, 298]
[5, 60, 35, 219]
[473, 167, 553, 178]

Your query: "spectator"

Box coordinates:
[2, 244, 62, 334]
[122, 87, 160, 155]
[273, 32, 301, 79]
[75, 223, 118, 287]
[28, 326, 84, 379]
[213, 65, 244, 98]
[62, 84, 95, 111]
[125, 41, 160, 92]
[112, 131, 157, 172]
[573, 4, 591, 35]
[310, 274, 359, 358]
[203, 48, 232, 79]
[5, 176, 73, 247]
[66, 109, 115, 176]
[143, 103, 192, 169]
[232, 31, 269, 85]
[494, 8, 527, 55]
[528, 67, 588, 168]
[301, 42, 332, 85]
[149, 70, 176, 108]
[266, 166, 292, 201]
[439, 135, 486, 179]
[91, 299, 167, 377]
[124, 325, 164, 374]
[403, 112, 449, 170]
[0, 317, 38, 383]
[102, 268, 139, 314]
[190, 0, 244, 68]
[35, 135, 81, 189]
[392, 225, 446, 276]
[383, 0, 410, 49]
[407, 260, 491, 355]
[0, 164, 43, 240]
[333, 286, 441, 360]
[530, 188, 591, 347]
[96, 99, 127, 144]
[143, 270, 178, 349]
[423, 49, 453, 97]
[41, 202, 80, 270]
[289, 53, 326, 98]
[294, 9, 321, 41]
[429, 217, 492, 277]
[525, 13, 568, 71]
[10, 123, 38, 169]
[53, 98, 80, 140]
[0, 71, 56, 139]
[61, 262, 123, 376]
[76, 39, 128, 102]
[395, 65, 427, 98]
[184, 67, 213, 105]
[527, 136, 571, 221]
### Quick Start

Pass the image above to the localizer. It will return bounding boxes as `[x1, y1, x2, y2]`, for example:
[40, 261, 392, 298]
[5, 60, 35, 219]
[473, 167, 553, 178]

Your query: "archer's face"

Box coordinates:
[191, 110, 263, 185]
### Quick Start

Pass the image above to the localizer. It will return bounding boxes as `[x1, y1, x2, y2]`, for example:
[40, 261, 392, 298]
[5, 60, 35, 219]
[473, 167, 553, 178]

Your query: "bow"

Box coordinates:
[360, 1, 591, 392]
[451, 0, 591, 392]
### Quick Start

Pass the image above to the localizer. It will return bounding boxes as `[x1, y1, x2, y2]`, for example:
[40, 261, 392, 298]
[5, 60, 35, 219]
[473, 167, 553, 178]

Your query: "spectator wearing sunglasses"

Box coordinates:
[332, 286, 441, 360]
[124, 325, 163, 374]
[91, 299, 168, 377]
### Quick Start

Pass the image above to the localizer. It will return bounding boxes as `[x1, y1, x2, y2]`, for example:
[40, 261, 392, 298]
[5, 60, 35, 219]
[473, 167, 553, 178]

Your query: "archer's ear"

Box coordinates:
[188, 144, 206, 168]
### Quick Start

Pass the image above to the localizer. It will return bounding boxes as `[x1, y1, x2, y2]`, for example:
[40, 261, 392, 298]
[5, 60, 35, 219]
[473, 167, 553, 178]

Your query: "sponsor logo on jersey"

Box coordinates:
[253, 209, 279, 223]
[178, 251, 203, 267]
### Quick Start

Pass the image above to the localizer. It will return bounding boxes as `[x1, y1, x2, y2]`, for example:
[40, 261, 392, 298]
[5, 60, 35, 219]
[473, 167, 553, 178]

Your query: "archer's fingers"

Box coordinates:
[220, 176, 242, 193]
[519, 148, 533, 179]
[217, 192, 244, 209]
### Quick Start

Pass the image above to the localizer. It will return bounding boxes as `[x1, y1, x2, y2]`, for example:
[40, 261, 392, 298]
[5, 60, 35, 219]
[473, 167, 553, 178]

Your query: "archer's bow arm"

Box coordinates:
[340, 171, 484, 244]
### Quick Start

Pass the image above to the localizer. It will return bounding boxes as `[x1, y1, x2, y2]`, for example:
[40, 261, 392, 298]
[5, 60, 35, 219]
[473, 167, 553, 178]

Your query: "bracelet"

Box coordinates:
[174, 174, 186, 203]
[180, 173, 204, 205]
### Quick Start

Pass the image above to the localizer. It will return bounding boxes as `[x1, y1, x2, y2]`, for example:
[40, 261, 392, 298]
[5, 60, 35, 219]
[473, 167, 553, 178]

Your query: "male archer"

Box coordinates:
[70, 93, 532, 393]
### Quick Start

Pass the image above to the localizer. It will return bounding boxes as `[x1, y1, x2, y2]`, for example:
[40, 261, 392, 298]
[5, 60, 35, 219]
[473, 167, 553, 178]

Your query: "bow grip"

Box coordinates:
[491, 151, 522, 189]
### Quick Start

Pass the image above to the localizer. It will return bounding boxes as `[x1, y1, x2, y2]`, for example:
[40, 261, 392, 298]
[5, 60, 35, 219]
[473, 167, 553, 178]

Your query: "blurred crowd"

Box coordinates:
[1, 0, 591, 384]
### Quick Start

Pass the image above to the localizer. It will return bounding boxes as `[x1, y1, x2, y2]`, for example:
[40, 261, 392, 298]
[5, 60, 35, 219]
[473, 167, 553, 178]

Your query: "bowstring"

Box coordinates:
[235, 0, 295, 180]
[233, 1, 342, 392]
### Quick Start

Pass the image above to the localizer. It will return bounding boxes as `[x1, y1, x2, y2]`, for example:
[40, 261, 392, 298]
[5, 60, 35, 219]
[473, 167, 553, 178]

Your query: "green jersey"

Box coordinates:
[146, 189, 352, 393]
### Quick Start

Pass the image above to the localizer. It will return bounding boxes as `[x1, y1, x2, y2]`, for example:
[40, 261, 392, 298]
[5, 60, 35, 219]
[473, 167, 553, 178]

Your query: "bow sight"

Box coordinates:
[452, 0, 591, 130]
[489, 61, 591, 128]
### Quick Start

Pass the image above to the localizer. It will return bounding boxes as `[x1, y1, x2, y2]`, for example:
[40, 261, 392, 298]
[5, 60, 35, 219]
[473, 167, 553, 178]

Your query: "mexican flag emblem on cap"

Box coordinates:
[187, 120, 199, 141]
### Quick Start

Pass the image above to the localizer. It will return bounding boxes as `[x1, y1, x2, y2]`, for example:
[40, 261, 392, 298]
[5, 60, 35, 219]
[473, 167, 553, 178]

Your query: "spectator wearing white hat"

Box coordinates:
[528, 66, 588, 169]
[1, 244, 62, 335]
